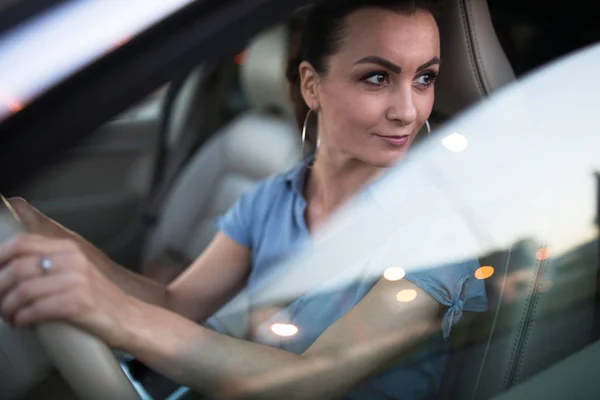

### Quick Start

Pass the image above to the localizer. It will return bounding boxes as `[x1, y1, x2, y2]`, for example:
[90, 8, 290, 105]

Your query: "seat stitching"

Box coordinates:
[503, 245, 547, 388]
[461, 0, 487, 97]
[502, 257, 536, 389]
[513, 254, 550, 383]
[471, 247, 511, 400]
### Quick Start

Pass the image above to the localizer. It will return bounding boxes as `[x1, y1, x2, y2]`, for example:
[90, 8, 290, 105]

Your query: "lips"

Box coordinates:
[374, 134, 409, 146]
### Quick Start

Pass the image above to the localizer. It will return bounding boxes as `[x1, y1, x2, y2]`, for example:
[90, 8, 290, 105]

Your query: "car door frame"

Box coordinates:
[0, 0, 313, 191]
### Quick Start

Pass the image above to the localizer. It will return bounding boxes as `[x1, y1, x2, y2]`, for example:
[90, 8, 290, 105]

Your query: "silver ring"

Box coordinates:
[39, 257, 53, 274]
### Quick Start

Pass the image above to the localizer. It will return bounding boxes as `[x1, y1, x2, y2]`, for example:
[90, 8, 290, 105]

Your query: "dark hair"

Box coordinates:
[286, 0, 440, 143]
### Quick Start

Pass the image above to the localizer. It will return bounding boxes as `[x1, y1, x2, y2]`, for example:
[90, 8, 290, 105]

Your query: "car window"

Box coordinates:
[1, 1, 599, 400]
[0, 0, 196, 122]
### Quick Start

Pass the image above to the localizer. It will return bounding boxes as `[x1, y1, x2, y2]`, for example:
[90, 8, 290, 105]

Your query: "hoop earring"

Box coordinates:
[302, 109, 318, 159]
[425, 120, 431, 136]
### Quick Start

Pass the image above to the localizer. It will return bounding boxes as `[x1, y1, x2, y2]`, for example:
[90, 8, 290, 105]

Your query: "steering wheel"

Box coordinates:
[35, 323, 140, 400]
[0, 198, 140, 400]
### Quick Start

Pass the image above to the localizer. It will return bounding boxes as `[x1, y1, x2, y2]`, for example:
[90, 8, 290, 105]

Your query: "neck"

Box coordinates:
[306, 148, 383, 216]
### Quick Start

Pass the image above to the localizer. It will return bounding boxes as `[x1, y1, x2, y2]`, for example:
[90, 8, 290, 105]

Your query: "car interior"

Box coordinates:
[1, 0, 599, 399]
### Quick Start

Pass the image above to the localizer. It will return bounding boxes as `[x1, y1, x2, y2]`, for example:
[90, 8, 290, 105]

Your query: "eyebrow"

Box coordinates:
[354, 56, 441, 74]
[417, 57, 441, 72]
[355, 56, 401, 73]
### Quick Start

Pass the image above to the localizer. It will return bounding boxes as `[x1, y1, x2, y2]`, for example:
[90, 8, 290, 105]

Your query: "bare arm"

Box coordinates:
[8, 198, 251, 321]
[119, 278, 442, 399]
[166, 232, 251, 322]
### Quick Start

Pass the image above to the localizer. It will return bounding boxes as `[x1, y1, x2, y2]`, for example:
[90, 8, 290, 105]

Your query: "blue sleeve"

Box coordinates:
[215, 183, 265, 248]
[404, 259, 487, 340]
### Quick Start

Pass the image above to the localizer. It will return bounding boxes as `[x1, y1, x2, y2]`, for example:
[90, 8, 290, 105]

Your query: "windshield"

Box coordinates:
[0, 0, 196, 122]
[0, 1, 599, 400]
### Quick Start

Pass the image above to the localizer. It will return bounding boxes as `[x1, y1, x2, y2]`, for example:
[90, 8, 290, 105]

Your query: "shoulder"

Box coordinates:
[216, 163, 304, 247]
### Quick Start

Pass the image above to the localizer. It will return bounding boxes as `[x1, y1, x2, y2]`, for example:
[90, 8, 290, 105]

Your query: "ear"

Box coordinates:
[299, 61, 321, 110]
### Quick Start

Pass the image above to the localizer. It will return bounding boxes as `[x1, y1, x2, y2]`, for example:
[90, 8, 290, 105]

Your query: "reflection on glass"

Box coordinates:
[271, 323, 299, 337]
[235, 50, 248, 65]
[0, 90, 24, 113]
[396, 290, 417, 302]
[441, 132, 468, 152]
[536, 247, 551, 261]
[497, 268, 555, 302]
[384, 267, 406, 281]
[111, 36, 132, 51]
[539, 279, 554, 293]
[474, 266, 495, 280]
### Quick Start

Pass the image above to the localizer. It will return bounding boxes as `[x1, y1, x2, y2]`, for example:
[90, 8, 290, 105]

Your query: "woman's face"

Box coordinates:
[302, 8, 440, 167]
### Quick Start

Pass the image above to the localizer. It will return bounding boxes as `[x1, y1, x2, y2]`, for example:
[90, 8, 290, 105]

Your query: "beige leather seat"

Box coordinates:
[433, 0, 515, 118]
[433, 1, 598, 399]
[142, 24, 302, 266]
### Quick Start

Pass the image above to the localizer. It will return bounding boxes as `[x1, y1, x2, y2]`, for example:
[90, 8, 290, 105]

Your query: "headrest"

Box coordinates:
[434, 0, 516, 116]
[240, 24, 295, 118]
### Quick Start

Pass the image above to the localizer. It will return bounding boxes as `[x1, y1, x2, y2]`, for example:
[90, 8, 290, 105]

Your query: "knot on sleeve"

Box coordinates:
[442, 298, 464, 340]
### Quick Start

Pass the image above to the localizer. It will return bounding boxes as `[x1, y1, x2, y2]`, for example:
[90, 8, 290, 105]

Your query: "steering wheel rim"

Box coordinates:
[35, 323, 140, 400]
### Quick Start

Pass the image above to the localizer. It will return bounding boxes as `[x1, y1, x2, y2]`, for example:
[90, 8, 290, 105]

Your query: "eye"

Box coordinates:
[414, 71, 438, 87]
[362, 71, 390, 86]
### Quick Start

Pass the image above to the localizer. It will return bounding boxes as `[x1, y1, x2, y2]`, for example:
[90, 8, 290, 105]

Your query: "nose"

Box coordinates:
[386, 84, 417, 126]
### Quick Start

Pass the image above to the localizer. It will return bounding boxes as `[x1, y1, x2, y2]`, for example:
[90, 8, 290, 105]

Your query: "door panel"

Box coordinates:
[15, 94, 164, 269]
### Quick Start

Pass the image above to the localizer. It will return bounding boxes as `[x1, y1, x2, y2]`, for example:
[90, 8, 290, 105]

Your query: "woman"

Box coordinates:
[0, 0, 486, 398]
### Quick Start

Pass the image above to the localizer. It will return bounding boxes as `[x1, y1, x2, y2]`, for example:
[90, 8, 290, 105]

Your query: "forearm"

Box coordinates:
[53, 221, 247, 322]
[120, 297, 295, 398]
[59, 223, 169, 308]
[120, 297, 436, 400]
[94, 254, 169, 308]
[122, 299, 309, 399]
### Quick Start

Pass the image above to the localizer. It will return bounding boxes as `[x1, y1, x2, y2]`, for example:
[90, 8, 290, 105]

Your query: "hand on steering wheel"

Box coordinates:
[0, 233, 133, 349]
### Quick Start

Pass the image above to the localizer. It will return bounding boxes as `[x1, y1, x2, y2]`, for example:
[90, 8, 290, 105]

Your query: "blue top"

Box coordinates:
[213, 160, 487, 399]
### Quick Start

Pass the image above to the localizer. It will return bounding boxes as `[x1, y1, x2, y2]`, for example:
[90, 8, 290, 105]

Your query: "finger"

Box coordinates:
[0, 256, 40, 299]
[0, 234, 72, 267]
[6, 197, 38, 229]
[1, 273, 79, 323]
[0, 252, 73, 300]
[13, 291, 79, 327]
